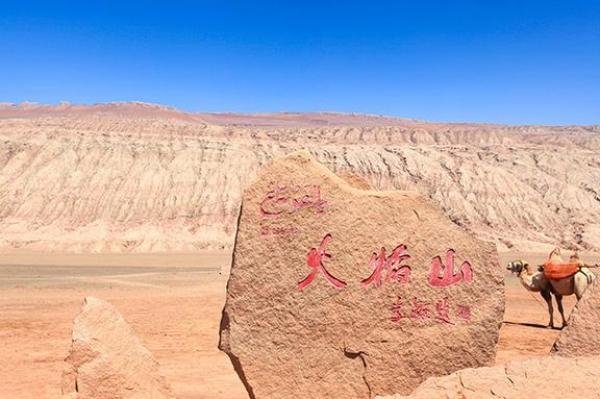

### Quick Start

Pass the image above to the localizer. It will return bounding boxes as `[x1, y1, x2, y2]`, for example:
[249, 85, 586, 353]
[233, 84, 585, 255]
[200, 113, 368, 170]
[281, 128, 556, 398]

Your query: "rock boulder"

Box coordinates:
[377, 355, 600, 399]
[62, 297, 173, 399]
[552, 277, 600, 356]
[219, 151, 504, 398]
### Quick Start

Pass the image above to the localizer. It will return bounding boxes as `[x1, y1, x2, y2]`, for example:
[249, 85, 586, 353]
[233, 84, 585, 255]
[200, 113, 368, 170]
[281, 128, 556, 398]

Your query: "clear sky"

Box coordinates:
[1, 1, 599, 124]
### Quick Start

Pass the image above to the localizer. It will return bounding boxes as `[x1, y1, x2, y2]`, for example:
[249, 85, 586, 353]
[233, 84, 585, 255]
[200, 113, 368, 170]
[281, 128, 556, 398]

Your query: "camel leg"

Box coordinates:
[541, 289, 554, 328]
[573, 272, 589, 301]
[555, 294, 568, 328]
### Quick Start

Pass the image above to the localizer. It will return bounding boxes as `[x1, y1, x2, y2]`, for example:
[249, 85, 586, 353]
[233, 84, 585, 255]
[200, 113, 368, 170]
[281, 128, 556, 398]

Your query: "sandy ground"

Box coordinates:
[1, 251, 597, 399]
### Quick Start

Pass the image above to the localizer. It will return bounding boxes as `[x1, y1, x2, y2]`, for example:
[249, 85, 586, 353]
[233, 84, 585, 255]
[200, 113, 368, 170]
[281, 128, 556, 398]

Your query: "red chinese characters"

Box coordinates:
[297, 240, 475, 325]
[435, 297, 452, 324]
[260, 225, 298, 237]
[260, 184, 327, 219]
[390, 296, 405, 323]
[410, 298, 431, 321]
[298, 234, 347, 291]
[455, 304, 472, 322]
[428, 249, 473, 287]
[390, 297, 471, 325]
[361, 245, 412, 288]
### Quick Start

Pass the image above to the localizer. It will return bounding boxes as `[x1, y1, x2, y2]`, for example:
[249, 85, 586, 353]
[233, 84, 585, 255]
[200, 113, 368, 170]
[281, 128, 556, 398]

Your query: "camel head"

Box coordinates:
[507, 260, 528, 275]
[548, 247, 563, 263]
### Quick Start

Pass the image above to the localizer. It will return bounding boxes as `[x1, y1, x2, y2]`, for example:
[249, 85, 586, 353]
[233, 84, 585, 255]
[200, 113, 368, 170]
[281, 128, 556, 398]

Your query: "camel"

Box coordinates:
[546, 248, 596, 300]
[506, 259, 557, 328]
[507, 249, 597, 328]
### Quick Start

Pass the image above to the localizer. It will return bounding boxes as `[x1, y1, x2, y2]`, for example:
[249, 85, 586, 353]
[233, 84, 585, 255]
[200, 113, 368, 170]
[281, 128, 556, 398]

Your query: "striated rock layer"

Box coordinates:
[377, 355, 600, 399]
[62, 296, 174, 399]
[219, 151, 504, 398]
[1, 103, 599, 252]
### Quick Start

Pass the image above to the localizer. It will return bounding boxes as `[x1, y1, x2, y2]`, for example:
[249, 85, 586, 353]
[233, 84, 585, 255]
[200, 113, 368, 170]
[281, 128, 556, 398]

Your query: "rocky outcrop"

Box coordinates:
[219, 151, 504, 398]
[376, 355, 600, 399]
[552, 278, 600, 357]
[0, 103, 599, 252]
[62, 297, 173, 399]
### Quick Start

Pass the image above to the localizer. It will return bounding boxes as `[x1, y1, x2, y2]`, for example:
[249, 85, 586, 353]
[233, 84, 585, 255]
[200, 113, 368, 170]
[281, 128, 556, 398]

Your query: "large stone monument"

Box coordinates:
[219, 151, 504, 398]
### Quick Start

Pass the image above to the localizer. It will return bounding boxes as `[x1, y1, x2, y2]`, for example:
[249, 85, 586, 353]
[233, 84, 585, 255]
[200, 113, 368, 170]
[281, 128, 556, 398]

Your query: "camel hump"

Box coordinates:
[569, 252, 584, 266]
[548, 247, 564, 263]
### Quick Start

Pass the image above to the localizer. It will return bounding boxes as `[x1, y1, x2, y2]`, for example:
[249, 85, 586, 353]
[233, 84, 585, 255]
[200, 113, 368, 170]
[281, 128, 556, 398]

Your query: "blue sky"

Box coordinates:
[1, 1, 599, 124]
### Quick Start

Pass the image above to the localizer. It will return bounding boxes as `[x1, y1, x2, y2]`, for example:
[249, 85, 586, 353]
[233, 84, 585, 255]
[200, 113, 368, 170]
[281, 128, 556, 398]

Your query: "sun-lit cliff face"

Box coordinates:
[1, 102, 599, 252]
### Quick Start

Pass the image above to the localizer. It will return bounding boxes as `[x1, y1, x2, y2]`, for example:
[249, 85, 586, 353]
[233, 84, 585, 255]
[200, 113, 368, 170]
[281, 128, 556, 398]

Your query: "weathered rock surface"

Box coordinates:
[377, 355, 600, 399]
[219, 151, 504, 398]
[1, 103, 600, 252]
[62, 297, 173, 399]
[552, 278, 600, 356]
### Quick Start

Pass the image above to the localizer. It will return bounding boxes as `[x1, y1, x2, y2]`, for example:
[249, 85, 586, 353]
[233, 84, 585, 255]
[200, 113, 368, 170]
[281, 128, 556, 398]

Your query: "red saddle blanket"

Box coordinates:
[543, 262, 580, 280]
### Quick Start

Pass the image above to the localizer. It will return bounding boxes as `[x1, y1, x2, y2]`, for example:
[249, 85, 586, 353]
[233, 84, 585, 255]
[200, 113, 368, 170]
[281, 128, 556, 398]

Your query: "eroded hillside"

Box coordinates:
[1, 103, 599, 252]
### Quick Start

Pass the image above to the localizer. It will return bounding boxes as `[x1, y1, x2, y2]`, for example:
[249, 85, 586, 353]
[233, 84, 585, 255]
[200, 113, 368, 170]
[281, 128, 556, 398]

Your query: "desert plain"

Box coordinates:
[1, 103, 600, 398]
[3, 250, 600, 399]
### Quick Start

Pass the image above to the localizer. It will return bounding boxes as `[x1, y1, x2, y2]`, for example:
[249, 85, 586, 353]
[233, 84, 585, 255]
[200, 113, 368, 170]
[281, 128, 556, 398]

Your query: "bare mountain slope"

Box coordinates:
[0, 103, 599, 252]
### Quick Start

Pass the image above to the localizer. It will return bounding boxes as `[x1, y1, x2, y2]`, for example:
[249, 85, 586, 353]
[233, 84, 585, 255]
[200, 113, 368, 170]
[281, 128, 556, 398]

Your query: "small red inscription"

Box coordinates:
[260, 225, 298, 237]
[298, 234, 347, 291]
[390, 296, 405, 323]
[455, 304, 472, 322]
[261, 184, 327, 219]
[435, 297, 452, 324]
[361, 245, 412, 288]
[391, 297, 472, 325]
[410, 298, 432, 321]
[428, 249, 473, 287]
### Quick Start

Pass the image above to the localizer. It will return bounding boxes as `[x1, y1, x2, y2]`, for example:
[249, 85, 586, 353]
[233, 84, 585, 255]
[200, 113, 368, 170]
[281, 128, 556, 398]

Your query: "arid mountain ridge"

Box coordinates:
[1, 102, 599, 253]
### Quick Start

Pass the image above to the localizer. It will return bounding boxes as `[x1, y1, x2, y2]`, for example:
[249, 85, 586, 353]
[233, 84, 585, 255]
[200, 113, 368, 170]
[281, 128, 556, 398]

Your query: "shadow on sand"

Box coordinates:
[503, 321, 564, 330]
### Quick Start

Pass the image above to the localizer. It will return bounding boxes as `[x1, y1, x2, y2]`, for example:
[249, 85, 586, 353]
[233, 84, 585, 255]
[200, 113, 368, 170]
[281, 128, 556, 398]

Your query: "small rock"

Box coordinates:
[62, 297, 174, 399]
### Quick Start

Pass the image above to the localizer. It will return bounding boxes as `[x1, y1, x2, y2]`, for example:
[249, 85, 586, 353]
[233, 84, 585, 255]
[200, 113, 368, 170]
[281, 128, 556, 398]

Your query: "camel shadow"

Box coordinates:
[503, 321, 564, 330]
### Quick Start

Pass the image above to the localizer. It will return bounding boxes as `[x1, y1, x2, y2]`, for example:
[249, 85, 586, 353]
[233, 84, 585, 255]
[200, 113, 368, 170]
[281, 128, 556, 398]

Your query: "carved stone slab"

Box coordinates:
[220, 151, 504, 398]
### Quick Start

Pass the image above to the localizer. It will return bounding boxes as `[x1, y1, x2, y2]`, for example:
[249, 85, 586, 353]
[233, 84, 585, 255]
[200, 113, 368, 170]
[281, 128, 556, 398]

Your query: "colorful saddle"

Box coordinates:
[543, 262, 580, 280]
